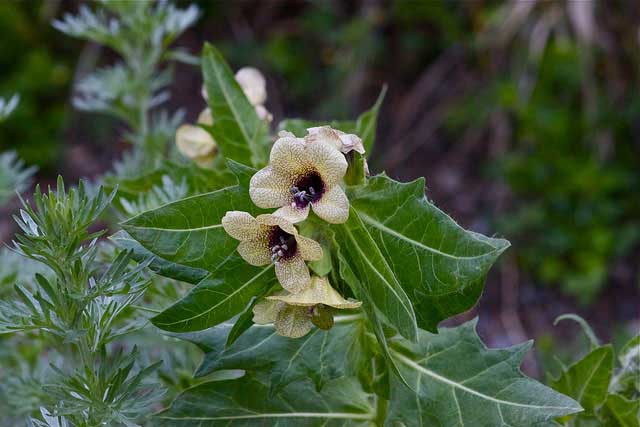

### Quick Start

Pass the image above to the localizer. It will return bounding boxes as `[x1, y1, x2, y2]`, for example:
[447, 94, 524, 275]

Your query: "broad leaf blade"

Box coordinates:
[122, 184, 259, 271]
[186, 315, 370, 394]
[349, 175, 510, 331]
[387, 320, 582, 426]
[110, 230, 208, 284]
[549, 345, 614, 415]
[202, 43, 270, 167]
[603, 394, 640, 427]
[156, 374, 375, 426]
[151, 256, 276, 332]
[335, 206, 418, 342]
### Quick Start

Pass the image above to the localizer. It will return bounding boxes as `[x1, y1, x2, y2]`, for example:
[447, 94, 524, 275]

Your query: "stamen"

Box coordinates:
[281, 244, 288, 250]
[309, 187, 315, 196]
[279, 236, 286, 244]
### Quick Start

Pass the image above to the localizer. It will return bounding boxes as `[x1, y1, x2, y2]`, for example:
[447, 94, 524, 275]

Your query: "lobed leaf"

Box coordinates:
[150, 256, 276, 332]
[349, 175, 510, 331]
[157, 374, 376, 426]
[386, 320, 582, 426]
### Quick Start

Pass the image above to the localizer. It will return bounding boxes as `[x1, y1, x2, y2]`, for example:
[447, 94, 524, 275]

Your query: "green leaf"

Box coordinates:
[110, 230, 208, 284]
[185, 315, 370, 394]
[334, 206, 418, 342]
[349, 175, 510, 331]
[122, 184, 259, 272]
[336, 249, 410, 392]
[549, 346, 613, 415]
[202, 43, 270, 167]
[602, 394, 640, 427]
[387, 319, 582, 426]
[355, 85, 386, 154]
[150, 256, 276, 332]
[156, 374, 376, 426]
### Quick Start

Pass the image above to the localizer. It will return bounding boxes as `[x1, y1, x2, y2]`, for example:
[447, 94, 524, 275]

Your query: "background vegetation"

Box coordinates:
[0, 0, 638, 419]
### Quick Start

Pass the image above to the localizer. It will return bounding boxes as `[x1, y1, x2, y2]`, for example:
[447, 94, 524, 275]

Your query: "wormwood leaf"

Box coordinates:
[386, 320, 582, 427]
[150, 254, 277, 332]
[549, 345, 614, 415]
[156, 374, 375, 427]
[349, 175, 510, 331]
[202, 43, 271, 168]
[334, 206, 418, 342]
[180, 315, 371, 395]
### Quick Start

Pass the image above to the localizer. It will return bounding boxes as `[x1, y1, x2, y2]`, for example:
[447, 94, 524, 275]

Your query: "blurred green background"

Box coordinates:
[0, 0, 638, 361]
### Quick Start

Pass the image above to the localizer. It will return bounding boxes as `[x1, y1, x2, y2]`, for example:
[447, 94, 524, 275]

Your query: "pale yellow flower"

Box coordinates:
[249, 132, 349, 224]
[175, 124, 217, 168]
[234, 67, 267, 106]
[252, 276, 362, 338]
[222, 211, 322, 292]
[307, 126, 365, 155]
[201, 66, 273, 123]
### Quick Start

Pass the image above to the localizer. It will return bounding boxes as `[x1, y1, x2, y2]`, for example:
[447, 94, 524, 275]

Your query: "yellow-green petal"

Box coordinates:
[311, 185, 349, 224]
[275, 305, 313, 338]
[275, 255, 311, 293]
[268, 276, 361, 309]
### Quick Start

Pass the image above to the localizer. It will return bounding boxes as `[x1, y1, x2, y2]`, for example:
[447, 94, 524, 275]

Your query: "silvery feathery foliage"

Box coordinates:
[0, 151, 36, 206]
[53, 0, 199, 173]
[119, 175, 188, 217]
[0, 177, 162, 426]
[0, 94, 20, 121]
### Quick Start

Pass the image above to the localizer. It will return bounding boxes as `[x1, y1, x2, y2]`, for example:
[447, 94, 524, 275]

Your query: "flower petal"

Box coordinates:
[275, 256, 310, 293]
[235, 67, 267, 106]
[295, 235, 323, 261]
[252, 299, 284, 324]
[249, 167, 292, 209]
[221, 211, 260, 241]
[311, 186, 349, 224]
[237, 239, 271, 266]
[275, 305, 313, 338]
[305, 136, 348, 186]
[197, 108, 213, 126]
[306, 126, 343, 151]
[176, 124, 216, 159]
[268, 276, 362, 309]
[269, 136, 309, 177]
[255, 214, 298, 236]
[273, 204, 310, 224]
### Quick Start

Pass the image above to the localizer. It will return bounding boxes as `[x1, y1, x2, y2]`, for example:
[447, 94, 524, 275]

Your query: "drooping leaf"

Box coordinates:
[549, 345, 614, 415]
[110, 230, 208, 284]
[202, 43, 270, 167]
[183, 315, 371, 394]
[151, 255, 276, 332]
[122, 184, 259, 271]
[156, 374, 376, 426]
[386, 319, 582, 427]
[602, 394, 640, 427]
[349, 175, 510, 331]
[334, 206, 418, 342]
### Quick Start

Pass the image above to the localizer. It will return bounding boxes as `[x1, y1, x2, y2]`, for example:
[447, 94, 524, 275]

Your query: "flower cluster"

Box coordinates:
[222, 125, 364, 338]
[176, 67, 273, 167]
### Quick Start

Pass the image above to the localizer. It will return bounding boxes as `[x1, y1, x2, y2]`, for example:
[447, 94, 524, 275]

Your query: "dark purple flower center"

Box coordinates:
[290, 170, 325, 209]
[268, 227, 297, 262]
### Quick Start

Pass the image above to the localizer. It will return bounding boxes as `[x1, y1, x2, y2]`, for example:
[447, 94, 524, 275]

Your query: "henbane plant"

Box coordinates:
[115, 42, 586, 426]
